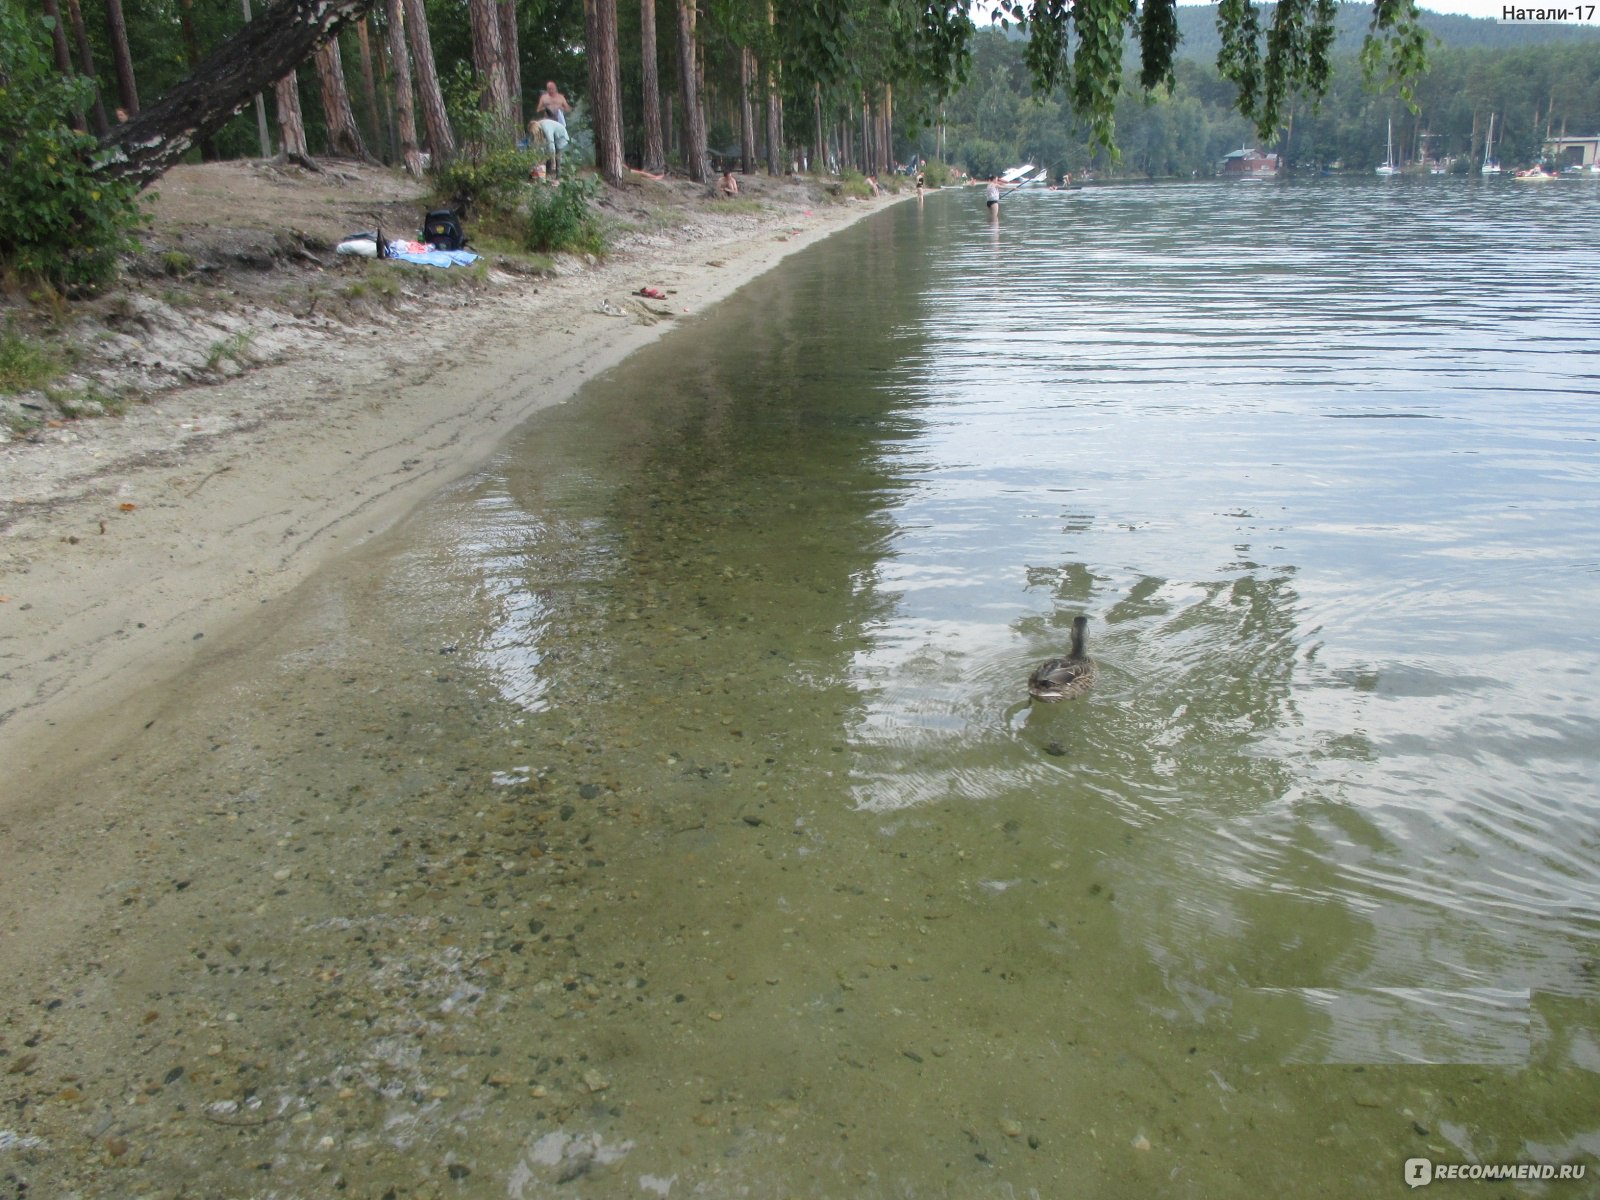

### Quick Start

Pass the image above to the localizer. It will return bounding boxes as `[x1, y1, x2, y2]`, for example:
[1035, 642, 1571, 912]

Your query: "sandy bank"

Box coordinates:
[0, 165, 905, 796]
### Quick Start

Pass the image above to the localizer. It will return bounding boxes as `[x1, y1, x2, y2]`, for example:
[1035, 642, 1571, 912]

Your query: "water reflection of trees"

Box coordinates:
[476, 209, 937, 812]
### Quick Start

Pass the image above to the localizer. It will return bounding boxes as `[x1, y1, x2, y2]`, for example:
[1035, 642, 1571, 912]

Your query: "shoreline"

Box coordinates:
[0, 174, 908, 798]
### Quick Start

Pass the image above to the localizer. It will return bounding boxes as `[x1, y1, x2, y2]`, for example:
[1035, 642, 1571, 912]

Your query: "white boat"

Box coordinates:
[999, 164, 1049, 190]
[1376, 119, 1400, 176]
[1482, 113, 1501, 175]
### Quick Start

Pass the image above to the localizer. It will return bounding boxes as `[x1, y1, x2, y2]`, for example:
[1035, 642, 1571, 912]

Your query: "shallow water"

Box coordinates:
[5, 177, 1600, 1197]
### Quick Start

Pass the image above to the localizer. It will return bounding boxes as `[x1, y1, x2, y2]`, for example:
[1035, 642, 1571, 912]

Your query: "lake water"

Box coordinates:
[6, 177, 1600, 1197]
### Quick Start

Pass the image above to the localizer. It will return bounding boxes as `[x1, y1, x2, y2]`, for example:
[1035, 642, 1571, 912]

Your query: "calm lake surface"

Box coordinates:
[10, 178, 1600, 1197]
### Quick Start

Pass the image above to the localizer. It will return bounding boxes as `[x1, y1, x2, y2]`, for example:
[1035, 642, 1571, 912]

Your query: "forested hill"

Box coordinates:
[1172, 2, 1600, 59]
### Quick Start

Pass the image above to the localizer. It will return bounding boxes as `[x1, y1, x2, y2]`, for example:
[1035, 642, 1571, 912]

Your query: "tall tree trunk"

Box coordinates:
[401, 0, 455, 165]
[497, 0, 523, 129]
[468, 0, 512, 135]
[738, 48, 755, 175]
[640, 0, 664, 173]
[275, 72, 309, 158]
[315, 37, 370, 158]
[584, 0, 625, 184]
[813, 82, 824, 175]
[881, 83, 892, 173]
[764, 62, 781, 174]
[384, 0, 424, 175]
[354, 18, 382, 153]
[370, 9, 397, 160]
[860, 93, 869, 174]
[763, 0, 780, 175]
[64, 0, 109, 134]
[42, 0, 86, 132]
[96, 0, 375, 189]
[43, 0, 75, 76]
[103, 0, 139, 115]
[674, 0, 706, 181]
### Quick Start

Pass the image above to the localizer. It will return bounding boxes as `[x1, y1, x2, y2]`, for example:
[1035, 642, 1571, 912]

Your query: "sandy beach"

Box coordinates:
[1, 165, 899, 794]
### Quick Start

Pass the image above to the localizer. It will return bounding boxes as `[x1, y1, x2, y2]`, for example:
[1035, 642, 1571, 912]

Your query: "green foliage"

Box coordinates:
[979, 0, 1434, 149]
[921, 160, 955, 188]
[433, 144, 540, 213]
[954, 137, 1011, 180]
[0, 2, 144, 288]
[434, 60, 540, 215]
[522, 175, 606, 257]
[442, 60, 501, 154]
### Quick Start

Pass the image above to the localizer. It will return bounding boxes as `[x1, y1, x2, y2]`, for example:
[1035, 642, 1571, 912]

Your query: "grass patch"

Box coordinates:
[714, 198, 767, 215]
[0, 326, 66, 393]
[205, 329, 257, 373]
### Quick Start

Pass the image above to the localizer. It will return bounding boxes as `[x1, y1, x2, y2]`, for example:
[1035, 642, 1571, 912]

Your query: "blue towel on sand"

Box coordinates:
[386, 245, 480, 268]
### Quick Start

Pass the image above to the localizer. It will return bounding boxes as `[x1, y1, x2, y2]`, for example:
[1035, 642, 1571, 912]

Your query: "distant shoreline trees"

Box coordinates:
[7, 0, 1595, 285]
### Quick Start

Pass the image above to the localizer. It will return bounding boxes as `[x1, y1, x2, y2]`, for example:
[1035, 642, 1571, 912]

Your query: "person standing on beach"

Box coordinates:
[536, 81, 570, 127]
[530, 117, 570, 179]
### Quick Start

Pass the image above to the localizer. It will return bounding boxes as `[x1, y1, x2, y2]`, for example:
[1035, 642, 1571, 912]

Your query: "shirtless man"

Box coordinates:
[536, 81, 570, 127]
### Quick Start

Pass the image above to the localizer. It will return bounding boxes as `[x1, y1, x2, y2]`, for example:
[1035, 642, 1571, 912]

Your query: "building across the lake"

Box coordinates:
[1544, 135, 1599, 168]
[1220, 148, 1281, 177]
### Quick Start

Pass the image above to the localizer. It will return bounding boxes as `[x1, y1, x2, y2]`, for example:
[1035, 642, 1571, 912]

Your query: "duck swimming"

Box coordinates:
[1028, 615, 1097, 702]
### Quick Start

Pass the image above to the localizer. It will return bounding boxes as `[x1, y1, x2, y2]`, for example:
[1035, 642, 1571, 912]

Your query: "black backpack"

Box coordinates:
[422, 209, 466, 251]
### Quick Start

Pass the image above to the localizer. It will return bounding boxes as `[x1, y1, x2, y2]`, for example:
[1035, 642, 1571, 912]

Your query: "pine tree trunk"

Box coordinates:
[640, 0, 664, 173]
[764, 63, 781, 174]
[384, 0, 425, 176]
[64, 0, 110, 134]
[497, 0, 523, 129]
[43, 0, 75, 77]
[860, 93, 869, 174]
[468, 0, 513, 136]
[103, 0, 139, 116]
[584, 0, 626, 184]
[738, 48, 755, 175]
[881, 84, 892, 173]
[813, 82, 824, 175]
[96, 0, 377, 189]
[401, 0, 455, 165]
[354, 18, 383, 155]
[275, 73, 309, 158]
[42, 0, 86, 132]
[763, 0, 780, 175]
[369, 11, 397, 160]
[316, 38, 371, 158]
[675, 0, 706, 182]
